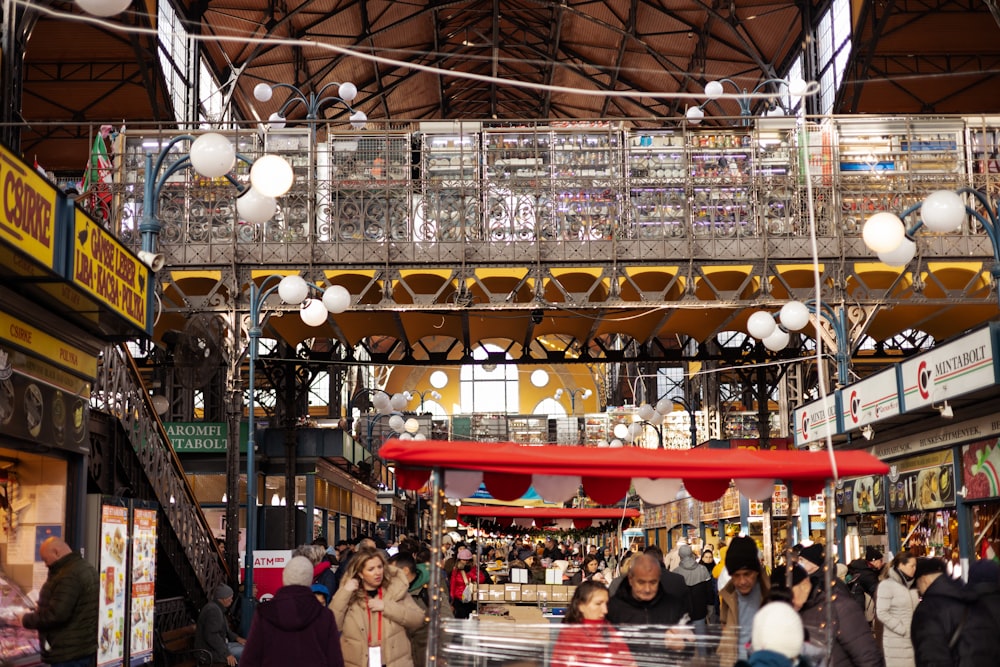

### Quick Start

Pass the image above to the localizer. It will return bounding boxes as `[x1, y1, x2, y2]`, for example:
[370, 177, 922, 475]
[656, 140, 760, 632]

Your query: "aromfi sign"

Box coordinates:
[166, 422, 248, 453]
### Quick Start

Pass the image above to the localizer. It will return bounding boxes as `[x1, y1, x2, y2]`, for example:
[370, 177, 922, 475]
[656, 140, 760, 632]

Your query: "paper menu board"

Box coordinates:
[98, 504, 128, 667]
[129, 508, 156, 665]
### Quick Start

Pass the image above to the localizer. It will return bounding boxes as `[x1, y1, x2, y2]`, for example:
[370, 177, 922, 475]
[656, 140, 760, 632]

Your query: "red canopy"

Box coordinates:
[457, 506, 640, 531]
[458, 507, 640, 519]
[381, 439, 888, 502]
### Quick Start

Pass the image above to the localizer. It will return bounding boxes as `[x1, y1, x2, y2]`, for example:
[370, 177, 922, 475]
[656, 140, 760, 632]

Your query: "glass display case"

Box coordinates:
[627, 130, 686, 239]
[0, 570, 41, 666]
[507, 415, 548, 445]
[688, 129, 753, 237]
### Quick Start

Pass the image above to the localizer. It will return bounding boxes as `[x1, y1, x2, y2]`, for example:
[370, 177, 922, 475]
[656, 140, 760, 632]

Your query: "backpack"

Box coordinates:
[847, 575, 876, 624]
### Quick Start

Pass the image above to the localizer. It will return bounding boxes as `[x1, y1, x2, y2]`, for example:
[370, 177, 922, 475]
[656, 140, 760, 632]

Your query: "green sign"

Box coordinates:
[166, 422, 248, 453]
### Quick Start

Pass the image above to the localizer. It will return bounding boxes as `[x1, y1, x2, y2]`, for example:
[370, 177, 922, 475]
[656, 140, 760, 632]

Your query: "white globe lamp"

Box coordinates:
[189, 133, 236, 178]
[322, 285, 351, 314]
[747, 310, 777, 340]
[878, 238, 917, 266]
[268, 113, 287, 129]
[704, 80, 725, 98]
[253, 83, 274, 102]
[685, 106, 704, 124]
[763, 328, 791, 352]
[236, 187, 276, 224]
[250, 155, 294, 197]
[862, 212, 906, 254]
[338, 82, 358, 102]
[920, 190, 966, 233]
[299, 299, 329, 327]
[278, 275, 309, 305]
[779, 301, 811, 332]
[76, 0, 131, 17]
[350, 110, 368, 130]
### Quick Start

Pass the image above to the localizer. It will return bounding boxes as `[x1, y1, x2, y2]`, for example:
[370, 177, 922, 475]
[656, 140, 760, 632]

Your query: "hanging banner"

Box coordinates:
[0, 145, 61, 272]
[794, 393, 840, 447]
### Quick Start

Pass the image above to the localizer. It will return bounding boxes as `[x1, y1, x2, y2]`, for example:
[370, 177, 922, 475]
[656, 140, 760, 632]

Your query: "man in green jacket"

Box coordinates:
[17, 537, 99, 667]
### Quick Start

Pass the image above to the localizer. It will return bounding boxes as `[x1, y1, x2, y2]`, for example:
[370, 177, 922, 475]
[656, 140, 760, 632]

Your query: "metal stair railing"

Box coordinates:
[92, 343, 228, 606]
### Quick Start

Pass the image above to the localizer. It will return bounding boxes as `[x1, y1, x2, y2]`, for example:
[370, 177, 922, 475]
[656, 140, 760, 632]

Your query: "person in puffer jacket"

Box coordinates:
[875, 550, 919, 667]
[241, 555, 345, 667]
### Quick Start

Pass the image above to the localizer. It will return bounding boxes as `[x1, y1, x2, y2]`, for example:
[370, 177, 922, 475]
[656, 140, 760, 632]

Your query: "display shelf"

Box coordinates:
[507, 415, 549, 445]
[0, 571, 41, 665]
[422, 132, 480, 182]
[485, 130, 551, 181]
[471, 414, 507, 441]
[329, 134, 411, 184]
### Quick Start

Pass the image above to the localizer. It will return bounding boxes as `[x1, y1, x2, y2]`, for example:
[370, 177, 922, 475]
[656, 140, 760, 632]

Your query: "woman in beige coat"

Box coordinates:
[331, 547, 425, 667]
[875, 550, 920, 667]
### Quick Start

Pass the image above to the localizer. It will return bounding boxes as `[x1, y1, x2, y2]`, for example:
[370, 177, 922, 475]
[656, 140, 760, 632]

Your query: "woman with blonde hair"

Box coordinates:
[331, 547, 424, 667]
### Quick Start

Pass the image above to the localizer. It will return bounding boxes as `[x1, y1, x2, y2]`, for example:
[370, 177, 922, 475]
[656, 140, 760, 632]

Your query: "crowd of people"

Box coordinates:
[22, 532, 1000, 667]
[181, 532, 1000, 667]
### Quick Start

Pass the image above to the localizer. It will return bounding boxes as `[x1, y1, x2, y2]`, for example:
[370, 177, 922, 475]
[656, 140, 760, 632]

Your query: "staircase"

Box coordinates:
[89, 343, 228, 619]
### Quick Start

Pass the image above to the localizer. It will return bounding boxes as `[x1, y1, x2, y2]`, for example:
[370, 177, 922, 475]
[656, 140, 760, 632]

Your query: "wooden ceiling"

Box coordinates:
[19, 1, 1000, 172]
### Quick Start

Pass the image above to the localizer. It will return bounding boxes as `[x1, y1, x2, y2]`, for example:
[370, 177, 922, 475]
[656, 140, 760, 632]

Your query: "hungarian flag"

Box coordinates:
[82, 125, 115, 225]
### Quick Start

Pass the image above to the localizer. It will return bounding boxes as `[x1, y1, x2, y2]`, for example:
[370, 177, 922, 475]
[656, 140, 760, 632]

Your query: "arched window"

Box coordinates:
[459, 345, 518, 413]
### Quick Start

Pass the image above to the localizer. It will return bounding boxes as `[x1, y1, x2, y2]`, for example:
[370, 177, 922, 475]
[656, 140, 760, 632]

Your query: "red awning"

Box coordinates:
[458, 507, 640, 519]
[381, 439, 888, 502]
[457, 506, 640, 531]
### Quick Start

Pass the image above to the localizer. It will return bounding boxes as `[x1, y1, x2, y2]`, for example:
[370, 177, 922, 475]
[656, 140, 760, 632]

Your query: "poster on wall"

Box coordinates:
[128, 507, 156, 666]
[98, 503, 128, 667]
[887, 450, 956, 512]
[961, 437, 1000, 501]
[835, 475, 886, 515]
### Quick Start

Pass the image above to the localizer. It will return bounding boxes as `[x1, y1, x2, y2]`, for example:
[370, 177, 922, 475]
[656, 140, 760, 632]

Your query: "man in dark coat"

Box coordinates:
[17, 537, 99, 667]
[195, 584, 246, 665]
[958, 559, 1000, 666]
[606, 552, 693, 658]
[911, 557, 969, 667]
[846, 546, 884, 622]
[240, 555, 345, 667]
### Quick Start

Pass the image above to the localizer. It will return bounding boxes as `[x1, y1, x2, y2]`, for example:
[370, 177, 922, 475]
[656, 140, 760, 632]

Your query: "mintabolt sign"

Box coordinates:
[0, 145, 59, 272]
[900, 325, 998, 412]
[841, 367, 899, 432]
[166, 422, 248, 453]
[793, 393, 839, 447]
[70, 208, 152, 335]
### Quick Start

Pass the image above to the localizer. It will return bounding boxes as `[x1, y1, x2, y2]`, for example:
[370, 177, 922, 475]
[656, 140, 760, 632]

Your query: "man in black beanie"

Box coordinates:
[846, 545, 883, 622]
[195, 584, 245, 666]
[719, 535, 768, 662]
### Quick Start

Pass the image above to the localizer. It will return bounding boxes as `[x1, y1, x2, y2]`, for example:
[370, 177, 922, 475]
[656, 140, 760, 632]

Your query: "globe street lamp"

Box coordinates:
[554, 387, 592, 415]
[139, 132, 294, 257]
[686, 77, 812, 124]
[242, 273, 350, 632]
[746, 300, 850, 387]
[861, 188, 1000, 307]
[410, 389, 442, 413]
[253, 81, 368, 131]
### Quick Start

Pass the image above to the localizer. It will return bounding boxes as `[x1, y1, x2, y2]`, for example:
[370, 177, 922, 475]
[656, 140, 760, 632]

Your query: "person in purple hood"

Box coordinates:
[241, 555, 345, 667]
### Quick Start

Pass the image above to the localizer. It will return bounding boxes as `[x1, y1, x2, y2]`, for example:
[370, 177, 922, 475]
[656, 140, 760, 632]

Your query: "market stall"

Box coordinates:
[380, 439, 889, 667]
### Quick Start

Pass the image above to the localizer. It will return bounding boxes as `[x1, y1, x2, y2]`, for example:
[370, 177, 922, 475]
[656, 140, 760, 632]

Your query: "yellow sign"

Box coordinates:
[0, 309, 98, 379]
[71, 209, 150, 332]
[0, 146, 59, 270]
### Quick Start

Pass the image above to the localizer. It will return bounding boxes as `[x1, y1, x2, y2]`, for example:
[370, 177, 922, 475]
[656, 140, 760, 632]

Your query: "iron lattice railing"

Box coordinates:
[91, 344, 227, 607]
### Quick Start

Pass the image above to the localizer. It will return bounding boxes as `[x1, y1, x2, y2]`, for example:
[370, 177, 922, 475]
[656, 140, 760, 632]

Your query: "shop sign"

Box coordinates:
[900, 324, 998, 412]
[793, 393, 839, 447]
[886, 450, 956, 512]
[0, 145, 60, 272]
[960, 437, 1000, 501]
[0, 310, 98, 379]
[869, 412, 1000, 460]
[69, 209, 152, 335]
[841, 367, 899, 431]
[834, 475, 886, 515]
[166, 421, 248, 453]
